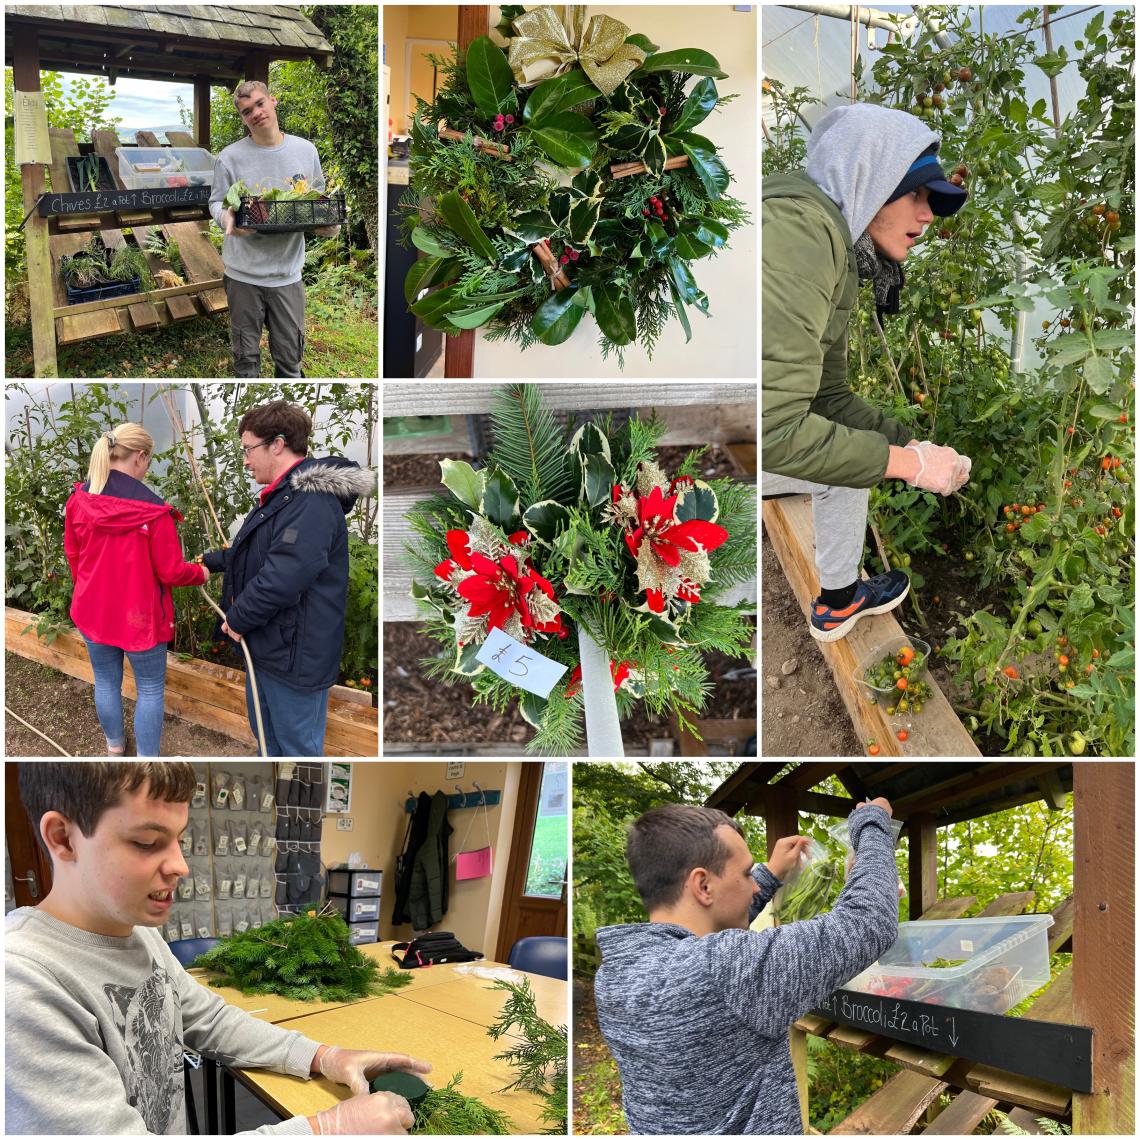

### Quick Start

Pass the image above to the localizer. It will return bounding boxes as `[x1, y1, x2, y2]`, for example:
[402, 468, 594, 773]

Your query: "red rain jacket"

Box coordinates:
[64, 480, 206, 651]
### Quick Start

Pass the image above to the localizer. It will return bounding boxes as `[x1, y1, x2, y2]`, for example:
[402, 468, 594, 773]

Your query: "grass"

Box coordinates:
[4, 272, 377, 378]
[573, 1044, 627, 1134]
[524, 812, 567, 897]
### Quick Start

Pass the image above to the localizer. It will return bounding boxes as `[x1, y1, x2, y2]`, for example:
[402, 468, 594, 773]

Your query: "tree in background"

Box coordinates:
[306, 4, 379, 253]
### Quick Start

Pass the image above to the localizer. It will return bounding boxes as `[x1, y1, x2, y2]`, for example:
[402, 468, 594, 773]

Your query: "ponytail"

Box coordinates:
[87, 422, 155, 494]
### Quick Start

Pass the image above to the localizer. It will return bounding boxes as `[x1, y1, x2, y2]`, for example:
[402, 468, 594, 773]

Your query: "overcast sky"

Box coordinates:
[58, 73, 199, 136]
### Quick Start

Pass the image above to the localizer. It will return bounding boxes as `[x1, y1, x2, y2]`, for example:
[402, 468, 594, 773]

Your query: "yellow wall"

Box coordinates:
[319, 761, 524, 955]
[383, 5, 459, 135]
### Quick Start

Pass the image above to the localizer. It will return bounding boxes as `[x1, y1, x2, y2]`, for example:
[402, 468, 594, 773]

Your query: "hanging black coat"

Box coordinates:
[393, 792, 432, 925]
[407, 792, 453, 930]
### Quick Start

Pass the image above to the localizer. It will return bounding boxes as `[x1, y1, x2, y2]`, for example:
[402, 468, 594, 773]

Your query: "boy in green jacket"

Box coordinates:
[762, 103, 971, 642]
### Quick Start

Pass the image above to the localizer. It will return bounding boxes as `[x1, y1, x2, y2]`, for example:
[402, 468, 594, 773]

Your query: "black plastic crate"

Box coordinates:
[236, 191, 346, 233]
[63, 276, 142, 305]
[66, 155, 117, 194]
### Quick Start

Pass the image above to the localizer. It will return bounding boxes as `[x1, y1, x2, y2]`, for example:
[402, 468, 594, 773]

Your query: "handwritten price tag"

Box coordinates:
[475, 627, 568, 698]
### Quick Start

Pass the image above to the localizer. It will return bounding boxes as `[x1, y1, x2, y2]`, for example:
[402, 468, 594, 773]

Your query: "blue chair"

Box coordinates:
[168, 936, 219, 966]
[168, 938, 220, 1133]
[507, 936, 568, 980]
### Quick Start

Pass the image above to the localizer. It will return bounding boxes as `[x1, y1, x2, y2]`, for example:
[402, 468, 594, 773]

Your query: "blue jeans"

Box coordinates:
[81, 637, 168, 756]
[245, 670, 329, 756]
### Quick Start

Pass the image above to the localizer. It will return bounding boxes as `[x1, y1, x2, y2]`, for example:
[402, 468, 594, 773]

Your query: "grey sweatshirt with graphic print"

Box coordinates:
[5, 908, 318, 1134]
[209, 134, 325, 288]
[594, 805, 899, 1135]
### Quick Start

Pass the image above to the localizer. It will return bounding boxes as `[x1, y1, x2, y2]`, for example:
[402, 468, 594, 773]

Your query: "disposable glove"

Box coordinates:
[905, 441, 971, 496]
[318, 1045, 432, 1097]
[312, 1090, 413, 1135]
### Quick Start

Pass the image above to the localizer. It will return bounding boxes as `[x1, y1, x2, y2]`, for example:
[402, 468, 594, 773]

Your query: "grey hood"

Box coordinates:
[806, 102, 940, 242]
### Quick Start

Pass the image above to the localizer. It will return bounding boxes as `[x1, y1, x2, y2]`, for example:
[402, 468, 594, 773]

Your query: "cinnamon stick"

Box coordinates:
[531, 240, 571, 290]
[438, 126, 512, 161]
[610, 154, 690, 179]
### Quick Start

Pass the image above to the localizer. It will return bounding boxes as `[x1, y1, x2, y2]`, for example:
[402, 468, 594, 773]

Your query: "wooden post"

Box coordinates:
[193, 77, 212, 149]
[13, 24, 57, 378]
[906, 811, 938, 919]
[1072, 762, 1134, 1133]
[444, 5, 490, 379]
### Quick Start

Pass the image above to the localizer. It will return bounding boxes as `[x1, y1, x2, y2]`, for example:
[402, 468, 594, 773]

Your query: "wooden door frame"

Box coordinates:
[6, 763, 53, 908]
[494, 761, 565, 960]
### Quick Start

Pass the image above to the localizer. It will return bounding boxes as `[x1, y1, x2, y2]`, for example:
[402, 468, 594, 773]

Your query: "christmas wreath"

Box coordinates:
[404, 385, 756, 755]
[401, 4, 749, 361]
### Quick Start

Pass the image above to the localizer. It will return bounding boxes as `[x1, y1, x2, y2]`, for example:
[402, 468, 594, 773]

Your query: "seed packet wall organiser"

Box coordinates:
[274, 762, 327, 914]
[166, 763, 278, 943]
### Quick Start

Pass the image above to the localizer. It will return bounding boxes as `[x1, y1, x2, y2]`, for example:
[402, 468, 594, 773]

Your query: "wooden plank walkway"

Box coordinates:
[6, 607, 376, 757]
[763, 494, 980, 757]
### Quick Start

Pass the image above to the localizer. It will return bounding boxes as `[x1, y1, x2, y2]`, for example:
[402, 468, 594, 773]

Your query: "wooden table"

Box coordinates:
[190, 948, 566, 1134]
[239, 984, 560, 1133]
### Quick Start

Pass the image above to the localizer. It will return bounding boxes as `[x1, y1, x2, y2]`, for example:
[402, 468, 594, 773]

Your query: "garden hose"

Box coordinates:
[5, 706, 72, 756]
[198, 585, 268, 758]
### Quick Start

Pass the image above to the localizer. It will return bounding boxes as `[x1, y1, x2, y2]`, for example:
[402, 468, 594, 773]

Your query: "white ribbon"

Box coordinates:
[577, 625, 624, 757]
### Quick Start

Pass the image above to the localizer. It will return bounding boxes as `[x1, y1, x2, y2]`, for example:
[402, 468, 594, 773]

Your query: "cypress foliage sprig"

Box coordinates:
[412, 1073, 513, 1135]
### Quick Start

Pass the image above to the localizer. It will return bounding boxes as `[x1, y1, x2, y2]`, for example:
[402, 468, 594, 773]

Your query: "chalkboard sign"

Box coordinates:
[813, 988, 1093, 1092]
[38, 185, 211, 217]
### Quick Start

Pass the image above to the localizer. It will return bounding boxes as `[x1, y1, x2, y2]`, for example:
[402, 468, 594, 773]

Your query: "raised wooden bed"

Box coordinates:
[762, 495, 980, 758]
[5, 607, 377, 756]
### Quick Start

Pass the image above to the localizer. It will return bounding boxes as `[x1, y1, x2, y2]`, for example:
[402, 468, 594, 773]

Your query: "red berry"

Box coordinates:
[642, 208, 650, 216]
[559, 254, 569, 265]
[505, 114, 514, 124]
[658, 106, 666, 115]
[569, 249, 579, 261]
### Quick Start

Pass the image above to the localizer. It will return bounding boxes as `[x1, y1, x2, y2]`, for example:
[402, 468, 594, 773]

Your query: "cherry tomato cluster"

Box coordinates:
[864, 644, 933, 715]
[1001, 500, 1046, 534]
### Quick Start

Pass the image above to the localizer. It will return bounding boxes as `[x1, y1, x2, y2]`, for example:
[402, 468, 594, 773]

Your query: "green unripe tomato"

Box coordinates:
[923, 95, 934, 107]
[1069, 731, 1087, 756]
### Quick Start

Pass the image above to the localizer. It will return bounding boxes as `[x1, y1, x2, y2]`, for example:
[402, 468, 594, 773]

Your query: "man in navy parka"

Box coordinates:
[203, 399, 375, 755]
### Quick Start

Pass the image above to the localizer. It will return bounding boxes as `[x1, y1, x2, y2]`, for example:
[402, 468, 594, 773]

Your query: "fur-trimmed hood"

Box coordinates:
[289, 456, 376, 514]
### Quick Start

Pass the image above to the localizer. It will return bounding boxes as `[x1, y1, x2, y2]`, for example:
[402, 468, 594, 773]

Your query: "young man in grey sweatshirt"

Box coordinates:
[594, 798, 900, 1134]
[208, 81, 341, 378]
[6, 762, 427, 1135]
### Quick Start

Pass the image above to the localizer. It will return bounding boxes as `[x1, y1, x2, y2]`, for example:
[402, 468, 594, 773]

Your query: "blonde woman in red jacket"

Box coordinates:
[64, 423, 208, 755]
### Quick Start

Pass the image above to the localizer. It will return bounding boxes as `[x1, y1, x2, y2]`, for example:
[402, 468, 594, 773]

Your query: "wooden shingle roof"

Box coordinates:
[4, 4, 334, 83]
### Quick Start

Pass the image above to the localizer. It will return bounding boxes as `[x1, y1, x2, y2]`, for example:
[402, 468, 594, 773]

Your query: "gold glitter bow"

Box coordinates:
[507, 5, 646, 98]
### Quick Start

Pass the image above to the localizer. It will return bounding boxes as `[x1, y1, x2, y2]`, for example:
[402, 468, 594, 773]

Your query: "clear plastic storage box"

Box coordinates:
[115, 146, 215, 189]
[844, 914, 1054, 1014]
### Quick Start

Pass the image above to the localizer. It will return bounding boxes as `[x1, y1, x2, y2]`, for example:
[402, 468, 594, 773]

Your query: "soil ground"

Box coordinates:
[5, 652, 252, 757]
[761, 527, 863, 756]
[572, 974, 627, 1135]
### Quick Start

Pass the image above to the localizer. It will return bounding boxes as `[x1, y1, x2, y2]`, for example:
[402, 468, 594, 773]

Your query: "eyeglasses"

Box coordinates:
[240, 440, 275, 457]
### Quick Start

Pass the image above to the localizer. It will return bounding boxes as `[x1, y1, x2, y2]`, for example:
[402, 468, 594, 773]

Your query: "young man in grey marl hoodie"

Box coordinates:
[594, 799, 900, 1135]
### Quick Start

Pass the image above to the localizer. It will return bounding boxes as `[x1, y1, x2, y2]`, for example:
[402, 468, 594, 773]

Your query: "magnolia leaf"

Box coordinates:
[673, 228, 711, 260]
[523, 68, 597, 123]
[570, 421, 611, 463]
[668, 279, 692, 344]
[410, 283, 466, 327]
[668, 256, 710, 314]
[624, 32, 659, 53]
[533, 288, 587, 345]
[594, 282, 636, 345]
[438, 191, 498, 261]
[466, 36, 518, 118]
[404, 255, 459, 305]
[481, 466, 522, 529]
[684, 216, 730, 249]
[671, 77, 718, 133]
[582, 451, 616, 508]
[446, 301, 508, 329]
[410, 227, 452, 257]
[439, 458, 483, 509]
[677, 133, 730, 199]
[638, 48, 727, 78]
[528, 111, 598, 167]
[523, 499, 571, 542]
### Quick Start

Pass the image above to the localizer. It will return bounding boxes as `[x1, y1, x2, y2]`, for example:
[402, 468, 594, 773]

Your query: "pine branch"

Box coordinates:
[487, 384, 574, 504]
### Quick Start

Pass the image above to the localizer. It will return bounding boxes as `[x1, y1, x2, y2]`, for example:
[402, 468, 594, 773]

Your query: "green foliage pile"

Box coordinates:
[189, 911, 409, 1003]
[488, 978, 567, 1134]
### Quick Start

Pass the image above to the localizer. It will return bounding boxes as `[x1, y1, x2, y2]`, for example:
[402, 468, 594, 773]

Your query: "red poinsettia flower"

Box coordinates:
[565, 663, 583, 697]
[434, 528, 474, 580]
[625, 485, 729, 568]
[455, 552, 564, 638]
[611, 660, 634, 690]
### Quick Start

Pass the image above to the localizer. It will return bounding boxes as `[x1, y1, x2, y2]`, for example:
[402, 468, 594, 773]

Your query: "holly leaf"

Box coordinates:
[481, 466, 522, 530]
[439, 459, 483, 510]
[465, 36, 518, 118]
[523, 499, 571, 542]
[582, 451, 616, 508]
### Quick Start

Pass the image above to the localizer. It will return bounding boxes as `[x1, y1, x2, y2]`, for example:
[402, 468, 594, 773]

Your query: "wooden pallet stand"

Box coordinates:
[762, 494, 980, 757]
[6, 607, 377, 756]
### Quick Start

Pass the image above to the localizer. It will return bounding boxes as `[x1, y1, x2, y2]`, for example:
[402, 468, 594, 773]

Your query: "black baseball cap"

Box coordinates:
[886, 143, 968, 217]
